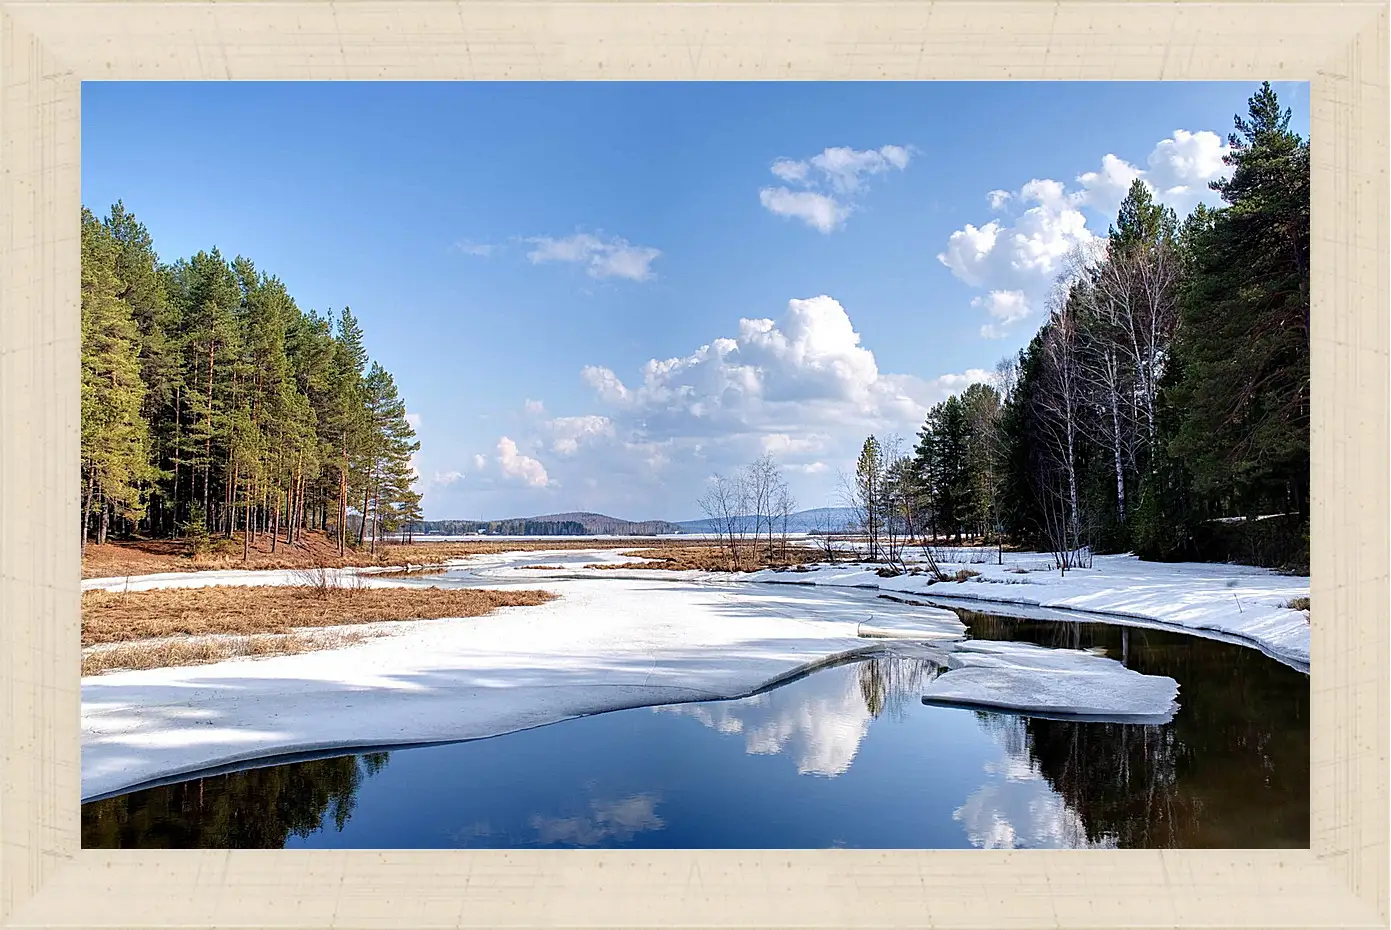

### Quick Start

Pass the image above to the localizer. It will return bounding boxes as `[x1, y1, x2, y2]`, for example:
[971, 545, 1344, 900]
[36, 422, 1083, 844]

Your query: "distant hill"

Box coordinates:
[674, 506, 859, 535]
[411, 512, 683, 537]
[413, 507, 858, 537]
[524, 512, 684, 535]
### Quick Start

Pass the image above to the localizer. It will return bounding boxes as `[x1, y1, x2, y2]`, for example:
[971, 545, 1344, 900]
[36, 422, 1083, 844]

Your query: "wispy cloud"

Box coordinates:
[759, 145, 913, 233]
[525, 232, 661, 281]
[453, 240, 497, 258]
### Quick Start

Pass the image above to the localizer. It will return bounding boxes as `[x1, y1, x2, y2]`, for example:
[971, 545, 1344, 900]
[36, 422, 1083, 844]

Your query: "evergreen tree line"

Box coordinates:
[81, 203, 422, 556]
[406, 519, 590, 537]
[848, 83, 1310, 571]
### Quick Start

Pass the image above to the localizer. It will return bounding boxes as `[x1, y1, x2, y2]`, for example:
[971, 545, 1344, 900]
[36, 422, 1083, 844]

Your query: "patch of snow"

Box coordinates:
[747, 551, 1310, 670]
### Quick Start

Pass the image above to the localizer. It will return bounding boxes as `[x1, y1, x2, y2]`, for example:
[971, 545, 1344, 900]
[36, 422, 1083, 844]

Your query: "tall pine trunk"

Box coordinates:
[172, 386, 182, 532]
[226, 463, 237, 538]
[81, 470, 96, 552]
[204, 339, 214, 528]
[338, 445, 348, 555]
[97, 489, 109, 546]
[357, 468, 372, 547]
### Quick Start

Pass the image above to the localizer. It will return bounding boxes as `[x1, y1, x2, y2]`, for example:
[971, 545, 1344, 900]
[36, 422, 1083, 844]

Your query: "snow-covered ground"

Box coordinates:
[748, 551, 1311, 670]
[81, 548, 1185, 801]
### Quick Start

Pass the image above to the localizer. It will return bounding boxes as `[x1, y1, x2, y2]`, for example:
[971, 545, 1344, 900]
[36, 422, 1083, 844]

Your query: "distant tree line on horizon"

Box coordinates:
[839, 83, 1309, 573]
[405, 519, 589, 537]
[400, 516, 683, 537]
[81, 203, 421, 556]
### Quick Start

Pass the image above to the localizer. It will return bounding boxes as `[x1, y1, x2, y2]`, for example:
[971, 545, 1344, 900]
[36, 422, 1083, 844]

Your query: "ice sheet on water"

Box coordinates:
[857, 608, 964, 641]
[921, 640, 1179, 723]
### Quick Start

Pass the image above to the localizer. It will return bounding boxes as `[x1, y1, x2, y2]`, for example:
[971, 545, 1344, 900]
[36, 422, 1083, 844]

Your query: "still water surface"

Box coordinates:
[82, 613, 1308, 849]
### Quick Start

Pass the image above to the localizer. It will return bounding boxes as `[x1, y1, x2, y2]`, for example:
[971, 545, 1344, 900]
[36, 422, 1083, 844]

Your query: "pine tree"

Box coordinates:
[914, 396, 972, 541]
[104, 203, 182, 533]
[1168, 81, 1310, 517]
[357, 363, 419, 552]
[855, 436, 884, 559]
[81, 210, 155, 547]
[78, 201, 424, 558]
[331, 309, 370, 553]
[960, 382, 1003, 540]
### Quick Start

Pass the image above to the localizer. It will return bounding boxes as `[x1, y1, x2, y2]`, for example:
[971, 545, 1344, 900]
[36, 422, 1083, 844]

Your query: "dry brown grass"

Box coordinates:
[521, 565, 564, 570]
[82, 531, 703, 579]
[584, 545, 822, 573]
[82, 584, 556, 646]
[1286, 596, 1310, 612]
[82, 630, 370, 676]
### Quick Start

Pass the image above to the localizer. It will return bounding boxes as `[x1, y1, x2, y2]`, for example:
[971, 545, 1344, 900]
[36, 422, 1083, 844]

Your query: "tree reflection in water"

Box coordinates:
[955, 610, 1309, 848]
[82, 751, 391, 849]
[857, 653, 944, 721]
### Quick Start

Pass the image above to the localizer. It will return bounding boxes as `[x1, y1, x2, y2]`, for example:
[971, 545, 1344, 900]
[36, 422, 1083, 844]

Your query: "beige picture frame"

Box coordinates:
[1, 2, 1385, 927]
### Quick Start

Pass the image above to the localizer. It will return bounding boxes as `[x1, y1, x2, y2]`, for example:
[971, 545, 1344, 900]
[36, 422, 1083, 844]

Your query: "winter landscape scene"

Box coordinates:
[80, 81, 1310, 849]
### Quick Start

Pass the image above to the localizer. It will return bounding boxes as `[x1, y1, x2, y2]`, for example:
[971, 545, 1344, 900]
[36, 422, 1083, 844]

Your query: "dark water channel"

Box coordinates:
[82, 612, 1308, 849]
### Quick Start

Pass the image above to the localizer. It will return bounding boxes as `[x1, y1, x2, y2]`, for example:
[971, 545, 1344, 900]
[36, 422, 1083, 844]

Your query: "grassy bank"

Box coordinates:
[583, 544, 822, 572]
[82, 583, 556, 675]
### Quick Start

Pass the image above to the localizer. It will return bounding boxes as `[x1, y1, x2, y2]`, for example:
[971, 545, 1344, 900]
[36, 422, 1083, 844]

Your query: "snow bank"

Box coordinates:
[749, 553, 1311, 670]
[80, 551, 1181, 801]
[922, 640, 1179, 723]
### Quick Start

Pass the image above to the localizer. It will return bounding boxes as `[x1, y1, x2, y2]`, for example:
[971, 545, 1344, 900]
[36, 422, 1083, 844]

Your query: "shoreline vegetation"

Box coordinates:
[82, 581, 555, 675]
[583, 544, 823, 573]
[81, 530, 709, 579]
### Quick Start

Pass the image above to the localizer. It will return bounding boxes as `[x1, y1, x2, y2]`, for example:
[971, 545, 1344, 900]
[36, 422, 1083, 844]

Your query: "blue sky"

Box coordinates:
[82, 81, 1309, 521]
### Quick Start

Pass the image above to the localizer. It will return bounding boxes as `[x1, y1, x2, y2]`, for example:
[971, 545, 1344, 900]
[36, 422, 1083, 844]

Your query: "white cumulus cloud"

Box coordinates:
[940, 129, 1233, 340]
[501, 294, 997, 515]
[548, 415, 616, 455]
[496, 437, 551, 488]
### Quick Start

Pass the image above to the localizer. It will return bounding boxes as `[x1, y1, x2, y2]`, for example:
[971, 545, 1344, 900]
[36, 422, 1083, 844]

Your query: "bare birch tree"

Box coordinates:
[744, 453, 781, 560]
[773, 477, 796, 562]
[879, 433, 912, 572]
[1036, 282, 1086, 560]
[697, 472, 748, 569]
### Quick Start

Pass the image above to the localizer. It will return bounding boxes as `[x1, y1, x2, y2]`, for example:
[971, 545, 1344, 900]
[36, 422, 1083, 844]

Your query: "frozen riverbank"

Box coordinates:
[81, 550, 1180, 800]
[747, 552, 1311, 670]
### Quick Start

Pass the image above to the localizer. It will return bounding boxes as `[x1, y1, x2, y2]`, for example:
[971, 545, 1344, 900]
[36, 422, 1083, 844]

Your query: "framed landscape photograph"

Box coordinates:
[1, 2, 1386, 929]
